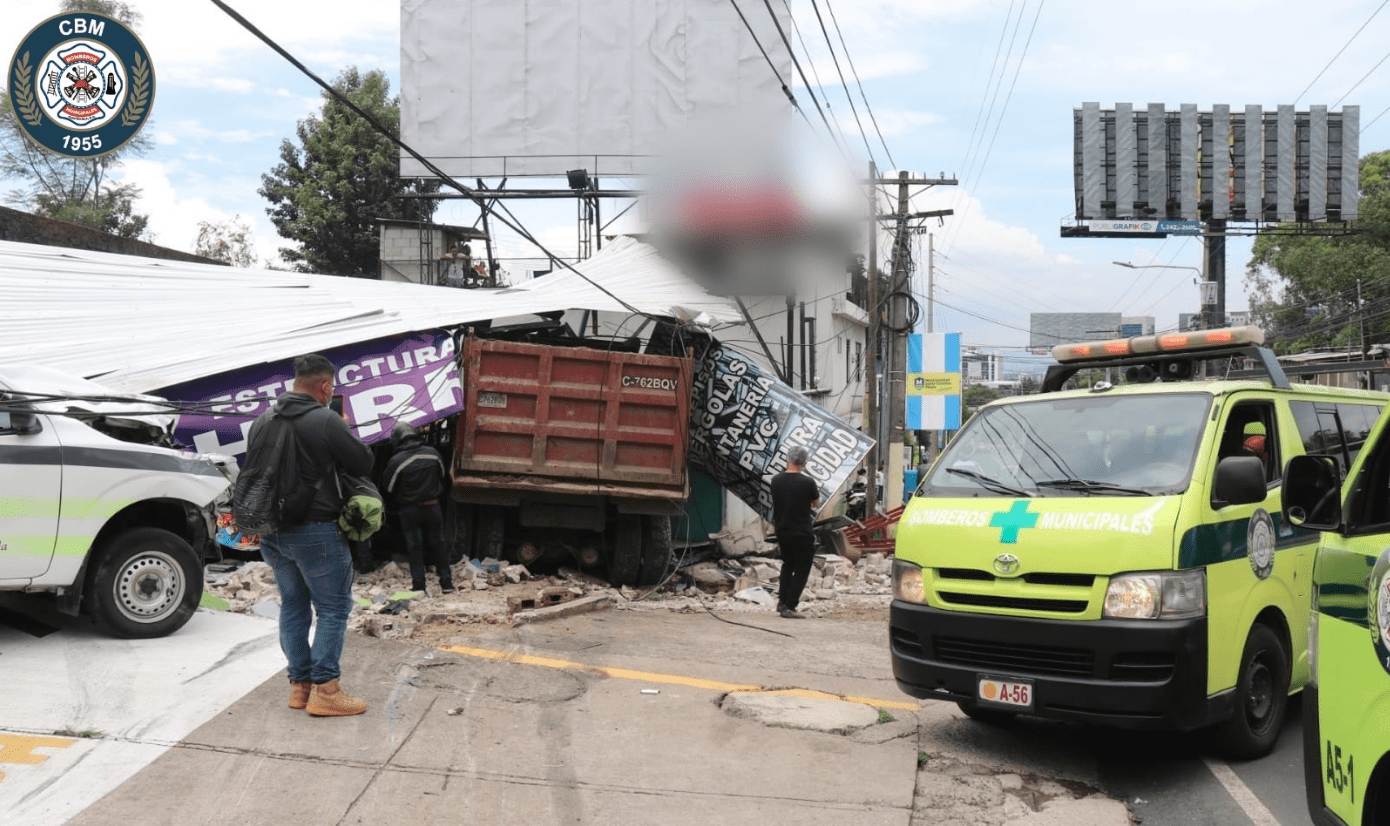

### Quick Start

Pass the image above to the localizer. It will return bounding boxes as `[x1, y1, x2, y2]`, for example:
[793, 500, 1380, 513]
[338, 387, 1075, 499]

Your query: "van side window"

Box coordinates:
[1217, 401, 1279, 484]
[1348, 418, 1390, 531]
[1290, 401, 1385, 471]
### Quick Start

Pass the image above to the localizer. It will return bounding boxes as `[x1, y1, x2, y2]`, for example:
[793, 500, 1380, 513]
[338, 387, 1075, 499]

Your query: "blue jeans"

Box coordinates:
[400, 502, 452, 590]
[259, 521, 353, 684]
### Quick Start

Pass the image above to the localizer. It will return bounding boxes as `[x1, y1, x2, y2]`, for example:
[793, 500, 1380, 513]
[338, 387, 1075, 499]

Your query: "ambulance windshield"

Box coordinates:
[922, 393, 1211, 498]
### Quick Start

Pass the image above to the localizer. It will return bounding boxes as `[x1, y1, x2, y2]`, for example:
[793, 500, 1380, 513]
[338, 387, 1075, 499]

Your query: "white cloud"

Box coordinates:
[1055, 253, 1081, 266]
[112, 160, 282, 266]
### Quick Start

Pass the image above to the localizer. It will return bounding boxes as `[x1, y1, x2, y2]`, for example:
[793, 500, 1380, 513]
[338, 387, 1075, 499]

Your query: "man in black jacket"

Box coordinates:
[383, 422, 455, 594]
[771, 445, 822, 619]
[250, 354, 374, 717]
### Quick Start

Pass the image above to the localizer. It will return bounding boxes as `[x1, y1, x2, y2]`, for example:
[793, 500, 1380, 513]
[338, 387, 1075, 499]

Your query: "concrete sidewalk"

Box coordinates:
[64, 616, 920, 825]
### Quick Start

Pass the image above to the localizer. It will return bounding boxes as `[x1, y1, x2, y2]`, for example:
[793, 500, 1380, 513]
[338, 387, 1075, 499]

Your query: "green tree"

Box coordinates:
[0, 1, 151, 238]
[1246, 151, 1390, 352]
[259, 67, 438, 276]
[194, 216, 258, 267]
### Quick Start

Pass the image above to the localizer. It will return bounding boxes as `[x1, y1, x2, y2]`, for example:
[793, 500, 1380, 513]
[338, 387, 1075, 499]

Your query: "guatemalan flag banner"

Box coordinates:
[906, 333, 962, 431]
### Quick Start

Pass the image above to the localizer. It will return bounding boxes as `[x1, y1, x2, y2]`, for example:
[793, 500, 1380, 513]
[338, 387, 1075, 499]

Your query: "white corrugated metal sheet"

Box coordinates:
[0, 236, 739, 393]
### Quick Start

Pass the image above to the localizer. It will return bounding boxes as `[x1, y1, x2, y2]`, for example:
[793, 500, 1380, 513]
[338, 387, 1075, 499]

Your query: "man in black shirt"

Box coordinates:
[383, 422, 455, 594]
[771, 445, 821, 619]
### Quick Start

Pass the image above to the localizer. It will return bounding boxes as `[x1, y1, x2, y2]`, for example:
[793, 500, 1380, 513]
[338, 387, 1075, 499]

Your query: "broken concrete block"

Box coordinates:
[815, 589, 837, 601]
[513, 594, 615, 625]
[733, 587, 775, 607]
[473, 579, 490, 590]
[733, 573, 758, 592]
[686, 561, 734, 593]
[503, 564, 530, 583]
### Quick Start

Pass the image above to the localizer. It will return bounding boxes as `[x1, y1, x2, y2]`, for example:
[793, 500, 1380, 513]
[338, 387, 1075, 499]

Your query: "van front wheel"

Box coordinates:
[88, 527, 202, 639]
[1212, 623, 1289, 759]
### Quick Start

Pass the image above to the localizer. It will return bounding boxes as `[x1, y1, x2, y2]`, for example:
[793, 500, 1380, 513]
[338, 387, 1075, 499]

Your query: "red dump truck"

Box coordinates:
[451, 336, 694, 587]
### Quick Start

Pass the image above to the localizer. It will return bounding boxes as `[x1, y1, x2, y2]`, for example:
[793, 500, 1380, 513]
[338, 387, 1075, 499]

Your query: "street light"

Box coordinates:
[1113, 261, 1215, 329]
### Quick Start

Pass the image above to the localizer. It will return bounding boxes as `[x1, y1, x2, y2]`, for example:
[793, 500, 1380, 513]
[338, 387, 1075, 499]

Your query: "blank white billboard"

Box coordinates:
[400, 0, 795, 179]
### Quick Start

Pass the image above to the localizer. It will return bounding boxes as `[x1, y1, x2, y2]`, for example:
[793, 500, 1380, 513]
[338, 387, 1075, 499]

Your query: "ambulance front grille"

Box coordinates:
[936, 568, 1096, 588]
[937, 592, 1089, 613]
[934, 636, 1093, 677]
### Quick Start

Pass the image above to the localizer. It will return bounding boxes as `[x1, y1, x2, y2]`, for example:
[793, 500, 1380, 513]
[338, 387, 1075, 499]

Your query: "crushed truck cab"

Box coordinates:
[0, 366, 233, 637]
[890, 327, 1385, 759]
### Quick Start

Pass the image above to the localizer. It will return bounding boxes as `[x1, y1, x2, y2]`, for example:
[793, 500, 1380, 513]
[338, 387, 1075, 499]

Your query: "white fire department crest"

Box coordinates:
[39, 41, 125, 128]
[1246, 508, 1275, 580]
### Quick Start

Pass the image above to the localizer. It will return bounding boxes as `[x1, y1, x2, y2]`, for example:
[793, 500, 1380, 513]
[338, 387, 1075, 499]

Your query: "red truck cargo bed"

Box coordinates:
[452, 337, 692, 500]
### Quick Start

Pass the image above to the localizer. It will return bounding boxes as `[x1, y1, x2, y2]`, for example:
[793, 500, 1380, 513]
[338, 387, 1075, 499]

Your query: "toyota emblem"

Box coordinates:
[993, 553, 1021, 576]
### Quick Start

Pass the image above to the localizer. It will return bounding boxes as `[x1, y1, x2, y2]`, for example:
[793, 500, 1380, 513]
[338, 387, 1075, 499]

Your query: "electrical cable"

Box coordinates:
[759, 0, 848, 156]
[782, 0, 855, 157]
[807, 0, 877, 164]
[1298, 0, 1390, 104]
[210, 0, 650, 321]
[822, 0, 895, 167]
[944, 0, 1044, 255]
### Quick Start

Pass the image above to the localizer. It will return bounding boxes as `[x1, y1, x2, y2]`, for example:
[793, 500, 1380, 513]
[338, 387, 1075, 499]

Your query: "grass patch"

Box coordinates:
[917, 750, 930, 767]
[56, 729, 103, 739]
[877, 708, 896, 724]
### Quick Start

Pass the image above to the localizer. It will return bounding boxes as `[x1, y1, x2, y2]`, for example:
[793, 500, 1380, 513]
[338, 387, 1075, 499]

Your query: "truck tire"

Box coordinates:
[87, 527, 202, 639]
[608, 514, 642, 587]
[638, 515, 673, 586]
[1211, 623, 1290, 759]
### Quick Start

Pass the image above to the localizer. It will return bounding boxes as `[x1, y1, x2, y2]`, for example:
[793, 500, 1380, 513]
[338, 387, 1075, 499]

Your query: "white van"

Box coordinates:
[0, 366, 233, 637]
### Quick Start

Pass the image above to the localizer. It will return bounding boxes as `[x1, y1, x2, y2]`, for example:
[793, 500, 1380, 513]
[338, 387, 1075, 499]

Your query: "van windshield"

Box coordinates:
[921, 393, 1212, 498]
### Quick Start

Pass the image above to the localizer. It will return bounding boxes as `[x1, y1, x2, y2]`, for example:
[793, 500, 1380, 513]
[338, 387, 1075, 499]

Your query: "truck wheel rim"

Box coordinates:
[116, 551, 184, 622]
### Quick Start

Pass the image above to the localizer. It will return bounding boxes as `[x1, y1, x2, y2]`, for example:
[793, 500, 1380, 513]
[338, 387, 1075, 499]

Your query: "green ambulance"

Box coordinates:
[1283, 397, 1390, 823]
[0, 366, 233, 638]
[890, 326, 1384, 758]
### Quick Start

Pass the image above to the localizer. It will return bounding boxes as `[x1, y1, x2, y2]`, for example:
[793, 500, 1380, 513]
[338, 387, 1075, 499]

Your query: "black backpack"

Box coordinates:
[232, 411, 318, 534]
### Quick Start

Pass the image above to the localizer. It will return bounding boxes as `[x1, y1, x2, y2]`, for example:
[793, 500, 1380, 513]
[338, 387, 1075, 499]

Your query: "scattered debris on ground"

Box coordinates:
[202, 544, 894, 646]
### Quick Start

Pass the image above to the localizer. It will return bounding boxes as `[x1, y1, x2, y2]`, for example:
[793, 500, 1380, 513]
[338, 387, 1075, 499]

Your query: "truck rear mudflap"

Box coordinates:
[890, 601, 1226, 730]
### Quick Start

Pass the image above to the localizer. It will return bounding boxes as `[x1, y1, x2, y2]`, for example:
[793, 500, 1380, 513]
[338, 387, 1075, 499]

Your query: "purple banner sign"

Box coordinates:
[158, 331, 461, 459]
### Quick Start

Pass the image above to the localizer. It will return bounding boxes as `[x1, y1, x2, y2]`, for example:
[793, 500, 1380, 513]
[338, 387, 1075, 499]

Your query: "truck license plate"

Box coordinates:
[977, 676, 1033, 710]
[477, 392, 507, 409]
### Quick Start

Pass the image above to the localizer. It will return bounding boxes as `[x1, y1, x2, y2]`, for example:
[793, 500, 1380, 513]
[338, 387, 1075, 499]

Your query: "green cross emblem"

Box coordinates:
[990, 500, 1038, 544]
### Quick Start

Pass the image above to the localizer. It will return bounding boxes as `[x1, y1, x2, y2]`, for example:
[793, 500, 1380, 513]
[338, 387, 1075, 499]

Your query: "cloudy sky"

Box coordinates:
[4, 0, 1389, 364]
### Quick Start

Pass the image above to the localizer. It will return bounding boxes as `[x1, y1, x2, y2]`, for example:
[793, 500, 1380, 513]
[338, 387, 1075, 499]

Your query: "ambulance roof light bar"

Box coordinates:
[1041, 326, 1288, 392]
[1051, 326, 1266, 363]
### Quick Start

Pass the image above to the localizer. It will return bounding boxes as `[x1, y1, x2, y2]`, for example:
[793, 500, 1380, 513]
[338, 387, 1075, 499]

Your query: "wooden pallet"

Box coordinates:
[843, 505, 905, 553]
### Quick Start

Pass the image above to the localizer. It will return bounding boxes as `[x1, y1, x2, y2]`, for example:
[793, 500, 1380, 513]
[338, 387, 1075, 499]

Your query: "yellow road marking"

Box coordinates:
[439, 644, 921, 711]
[0, 732, 75, 783]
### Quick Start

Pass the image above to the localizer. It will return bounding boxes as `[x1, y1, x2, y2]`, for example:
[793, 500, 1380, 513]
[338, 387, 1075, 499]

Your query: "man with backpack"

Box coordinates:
[383, 422, 455, 594]
[242, 354, 374, 717]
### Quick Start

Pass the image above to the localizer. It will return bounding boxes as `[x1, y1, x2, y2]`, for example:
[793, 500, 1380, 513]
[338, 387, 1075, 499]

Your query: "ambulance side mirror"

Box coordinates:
[1283, 454, 1343, 531]
[1213, 455, 1267, 507]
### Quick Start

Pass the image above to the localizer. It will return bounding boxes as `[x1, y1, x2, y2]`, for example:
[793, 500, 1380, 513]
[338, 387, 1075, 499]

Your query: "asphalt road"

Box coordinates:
[0, 590, 1319, 826]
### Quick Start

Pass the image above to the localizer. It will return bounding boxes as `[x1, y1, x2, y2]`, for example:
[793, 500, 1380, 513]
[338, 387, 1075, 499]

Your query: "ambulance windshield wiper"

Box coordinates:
[1034, 478, 1150, 496]
[943, 467, 1034, 497]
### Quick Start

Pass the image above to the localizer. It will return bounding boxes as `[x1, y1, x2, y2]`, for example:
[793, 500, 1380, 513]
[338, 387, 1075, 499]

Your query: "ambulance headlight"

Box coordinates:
[893, 559, 927, 605]
[1103, 570, 1205, 619]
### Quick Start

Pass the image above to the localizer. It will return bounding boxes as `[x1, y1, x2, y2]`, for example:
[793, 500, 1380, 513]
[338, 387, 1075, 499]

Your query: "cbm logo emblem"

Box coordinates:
[8, 13, 154, 158]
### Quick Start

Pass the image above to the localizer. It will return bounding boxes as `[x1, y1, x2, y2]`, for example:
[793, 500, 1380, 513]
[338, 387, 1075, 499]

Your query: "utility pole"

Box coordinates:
[863, 161, 879, 518]
[886, 171, 912, 511]
[879, 172, 956, 509]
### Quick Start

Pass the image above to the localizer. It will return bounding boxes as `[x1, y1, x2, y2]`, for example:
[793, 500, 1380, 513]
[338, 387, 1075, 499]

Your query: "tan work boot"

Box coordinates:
[306, 679, 368, 717]
[288, 680, 313, 710]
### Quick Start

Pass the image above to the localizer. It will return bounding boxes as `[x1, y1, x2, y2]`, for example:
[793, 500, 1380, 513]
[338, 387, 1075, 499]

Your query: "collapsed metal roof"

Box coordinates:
[0, 235, 741, 393]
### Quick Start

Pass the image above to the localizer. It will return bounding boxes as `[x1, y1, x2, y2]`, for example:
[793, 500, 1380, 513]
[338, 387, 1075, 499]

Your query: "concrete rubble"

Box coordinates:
[201, 542, 897, 642]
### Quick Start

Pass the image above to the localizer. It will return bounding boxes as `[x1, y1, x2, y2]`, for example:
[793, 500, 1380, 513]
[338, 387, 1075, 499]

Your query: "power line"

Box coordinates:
[946, 0, 1045, 254]
[953, 0, 1020, 213]
[808, 0, 877, 164]
[1334, 45, 1390, 108]
[1296, 0, 1389, 104]
[822, 0, 895, 167]
[759, 0, 849, 154]
[781, 0, 856, 156]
